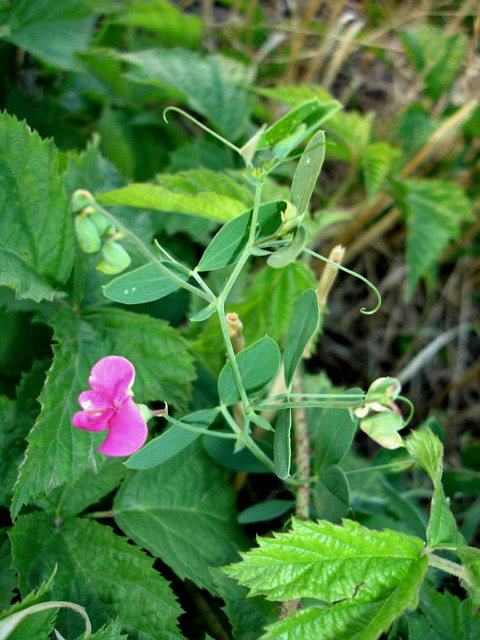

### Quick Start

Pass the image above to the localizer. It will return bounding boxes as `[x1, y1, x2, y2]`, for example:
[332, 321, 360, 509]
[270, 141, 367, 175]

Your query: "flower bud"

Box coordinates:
[279, 201, 300, 234]
[96, 241, 131, 275]
[90, 210, 116, 237]
[71, 189, 96, 213]
[74, 214, 102, 254]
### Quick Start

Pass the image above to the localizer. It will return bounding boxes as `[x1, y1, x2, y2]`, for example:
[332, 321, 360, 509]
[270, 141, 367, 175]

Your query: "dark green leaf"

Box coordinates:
[312, 396, 359, 472]
[202, 436, 271, 473]
[126, 409, 218, 470]
[283, 289, 319, 388]
[313, 465, 350, 522]
[197, 201, 285, 272]
[9, 514, 184, 640]
[274, 409, 292, 480]
[238, 500, 294, 525]
[114, 442, 246, 591]
[0, 530, 16, 611]
[218, 337, 281, 406]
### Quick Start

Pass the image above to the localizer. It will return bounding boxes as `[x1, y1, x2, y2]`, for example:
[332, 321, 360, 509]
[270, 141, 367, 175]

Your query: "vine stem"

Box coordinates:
[427, 553, 466, 582]
[216, 180, 265, 413]
[91, 202, 214, 303]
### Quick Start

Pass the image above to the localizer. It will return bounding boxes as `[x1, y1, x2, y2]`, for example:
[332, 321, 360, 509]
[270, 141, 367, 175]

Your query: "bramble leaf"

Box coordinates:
[9, 513, 184, 640]
[0, 112, 74, 301]
[225, 519, 428, 640]
[360, 142, 401, 200]
[394, 178, 473, 299]
[114, 442, 246, 591]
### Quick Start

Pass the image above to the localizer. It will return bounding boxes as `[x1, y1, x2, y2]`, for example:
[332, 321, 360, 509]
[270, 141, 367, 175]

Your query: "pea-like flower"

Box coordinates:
[72, 356, 148, 457]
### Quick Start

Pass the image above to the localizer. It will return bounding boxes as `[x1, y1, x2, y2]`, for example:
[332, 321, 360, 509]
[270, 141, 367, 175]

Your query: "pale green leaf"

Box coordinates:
[361, 142, 401, 200]
[396, 179, 473, 298]
[88, 620, 127, 640]
[0, 112, 74, 300]
[290, 131, 326, 215]
[232, 262, 317, 344]
[218, 337, 281, 406]
[117, 0, 202, 49]
[283, 289, 319, 388]
[224, 518, 426, 602]
[97, 182, 247, 222]
[314, 465, 350, 522]
[11, 307, 194, 517]
[122, 48, 252, 139]
[0, 0, 95, 71]
[9, 513, 184, 640]
[103, 262, 190, 305]
[114, 442, 246, 591]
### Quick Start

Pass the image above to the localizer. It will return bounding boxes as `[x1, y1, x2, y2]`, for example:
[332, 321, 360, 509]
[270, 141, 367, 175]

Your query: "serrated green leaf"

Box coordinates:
[0, 530, 16, 611]
[395, 179, 473, 299]
[35, 458, 127, 518]
[314, 465, 350, 522]
[218, 337, 281, 406]
[114, 442, 246, 591]
[232, 262, 317, 344]
[225, 519, 428, 639]
[273, 409, 292, 480]
[9, 513, 184, 640]
[11, 307, 194, 517]
[0, 112, 74, 301]
[64, 136, 126, 195]
[122, 48, 252, 139]
[88, 620, 127, 640]
[103, 262, 190, 304]
[290, 131, 325, 216]
[283, 289, 319, 388]
[312, 396, 359, 472]
[237, 500, 294, 525]
[0, 396, 33, 508]
[361, 142, 401, 200]
[0, 0, 95, 71]
[406, 428, 464, 546]
[197, 200, 285, 272]
[125, 409, 218, 470]
[417, 587, 480, 640]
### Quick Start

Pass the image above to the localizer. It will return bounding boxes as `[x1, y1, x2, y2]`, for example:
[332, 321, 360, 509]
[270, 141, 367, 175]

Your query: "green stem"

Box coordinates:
[92, 203, 214, 303]
[220, 406, 276, 472]
[216, 180, 265, 411]
[220, 405, 243, 436]
[427, 553, 466, 582]
[255, 399, 367, 411]
[345, 461, 413, 475]
[164, 414, 237, 439]
[303, 247, 382, 314]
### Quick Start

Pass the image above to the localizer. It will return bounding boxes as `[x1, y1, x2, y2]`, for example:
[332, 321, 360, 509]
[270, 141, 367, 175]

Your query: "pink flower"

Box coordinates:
[72, 356, 148, 457]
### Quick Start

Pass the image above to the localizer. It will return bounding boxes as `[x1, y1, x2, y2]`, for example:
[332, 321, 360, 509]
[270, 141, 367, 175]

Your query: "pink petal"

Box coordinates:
[72, 409, 114, 431]
[78, 390, 112, 412]
[97, 398, 148, 457]
[88, 356, 135, 404]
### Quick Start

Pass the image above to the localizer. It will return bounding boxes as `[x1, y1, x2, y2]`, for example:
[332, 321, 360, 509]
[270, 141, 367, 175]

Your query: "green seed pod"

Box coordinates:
[96, 241, 131, 275]
[90, 210, 116, 237]
[71, 189, 96, 213]
[74, 214, 102, 254]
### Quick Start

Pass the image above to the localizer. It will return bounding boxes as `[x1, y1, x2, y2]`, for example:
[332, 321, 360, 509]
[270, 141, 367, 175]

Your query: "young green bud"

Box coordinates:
[74, 214, 102, 254]
[279, 201, 300, 234]
[71, 189, 96, 213]
[96, 241, 131, 275]
[90, 210, 116, 237]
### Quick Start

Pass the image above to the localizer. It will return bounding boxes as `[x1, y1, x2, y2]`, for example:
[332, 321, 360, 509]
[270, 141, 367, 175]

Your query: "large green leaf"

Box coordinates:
[290, 130, 325, 216]
[9, 513, 184, 640]
[314, 465, 350, 522]
[0, 0, 95, 71]
[114, 442, 246, 591]
[0, 397, 32, 508]
[11, 307, 194, 517]
[395, 179, 473, 298]
[225, 519, 428, 640]
[312, 396, 359, 473]
[97, 181, 248, 222]
[218, 337, 281, 406]
[232, 262, 317, 344]
[0, 112, 74, 301]
[122, 48, 252, 139]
